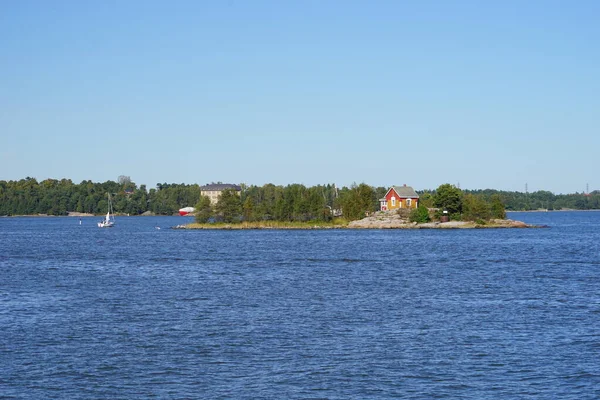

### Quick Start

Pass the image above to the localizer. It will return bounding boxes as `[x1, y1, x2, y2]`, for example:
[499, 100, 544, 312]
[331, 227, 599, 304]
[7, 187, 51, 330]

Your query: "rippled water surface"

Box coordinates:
[1, 212, 599, 399]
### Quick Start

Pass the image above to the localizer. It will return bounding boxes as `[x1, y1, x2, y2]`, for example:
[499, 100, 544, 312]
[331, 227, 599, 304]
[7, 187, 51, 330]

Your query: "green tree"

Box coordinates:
[462, 194, 491, 221]
[340, 183, 374, 221]
[373, 186, 388, 211]
[433, 184, 463, 218]
[409, 204, 431, 223]
[216, 189, 242, 223]
[490, 194, 506, 219]
[243, 196, 255, 222]
[418, 192, 434, 208]
[194, 195, 213, 223]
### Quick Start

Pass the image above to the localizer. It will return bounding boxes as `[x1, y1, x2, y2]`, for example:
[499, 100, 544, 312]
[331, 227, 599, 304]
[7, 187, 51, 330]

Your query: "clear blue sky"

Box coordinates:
[1, 1, 598, 193]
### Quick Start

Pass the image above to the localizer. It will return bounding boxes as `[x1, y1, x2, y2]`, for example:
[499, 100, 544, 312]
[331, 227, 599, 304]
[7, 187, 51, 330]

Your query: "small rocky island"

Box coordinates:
[178, 183, 541, 230]
[177, 211, 537, 230]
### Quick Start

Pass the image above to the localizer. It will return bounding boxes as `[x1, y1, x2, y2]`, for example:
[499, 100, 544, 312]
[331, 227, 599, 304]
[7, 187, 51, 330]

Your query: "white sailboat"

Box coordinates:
[98, 193, 115, 228]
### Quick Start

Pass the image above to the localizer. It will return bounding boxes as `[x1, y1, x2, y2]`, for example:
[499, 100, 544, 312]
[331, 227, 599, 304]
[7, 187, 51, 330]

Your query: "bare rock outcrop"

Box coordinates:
[348, 211, 414, 229]
[348, 211, 536, 229]
[67, 212, 94, 217]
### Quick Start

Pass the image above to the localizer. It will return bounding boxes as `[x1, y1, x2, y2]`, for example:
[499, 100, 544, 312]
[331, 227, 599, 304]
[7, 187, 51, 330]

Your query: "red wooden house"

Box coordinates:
[380, 184, 419, 211]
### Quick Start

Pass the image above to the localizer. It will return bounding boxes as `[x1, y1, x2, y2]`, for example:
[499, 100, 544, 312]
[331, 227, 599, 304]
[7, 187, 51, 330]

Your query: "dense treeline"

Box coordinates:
[415, 188, 600, 212]
[0, 177, 200, 216]
[459, 189, 600, 211]
[1, 177, 599, 218]
[0, 178, 381, 220]
[197, 183, 376, 223]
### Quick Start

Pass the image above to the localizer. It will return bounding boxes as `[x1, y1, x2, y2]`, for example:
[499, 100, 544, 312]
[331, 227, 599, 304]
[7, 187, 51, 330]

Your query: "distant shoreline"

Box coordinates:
[507, 209, 600, 212]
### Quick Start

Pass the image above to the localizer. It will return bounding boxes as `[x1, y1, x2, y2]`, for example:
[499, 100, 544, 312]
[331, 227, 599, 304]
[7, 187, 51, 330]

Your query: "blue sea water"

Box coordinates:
[1, 212, 599, 399]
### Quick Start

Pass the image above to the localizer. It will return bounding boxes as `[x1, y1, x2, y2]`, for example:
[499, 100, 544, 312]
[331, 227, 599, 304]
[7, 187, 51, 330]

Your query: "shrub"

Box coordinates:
[409, 205, 431, 223]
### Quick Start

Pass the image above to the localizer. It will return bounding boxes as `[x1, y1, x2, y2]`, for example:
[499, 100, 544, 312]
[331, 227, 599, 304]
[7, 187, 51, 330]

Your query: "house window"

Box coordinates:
[391, 197, 396, 207]
[407, 198, 412, 207]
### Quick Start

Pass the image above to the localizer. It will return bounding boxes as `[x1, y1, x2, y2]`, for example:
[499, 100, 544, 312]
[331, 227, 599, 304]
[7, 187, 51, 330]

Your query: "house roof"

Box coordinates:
[200, 183, 242, 191]
[387, 185, 419, 198]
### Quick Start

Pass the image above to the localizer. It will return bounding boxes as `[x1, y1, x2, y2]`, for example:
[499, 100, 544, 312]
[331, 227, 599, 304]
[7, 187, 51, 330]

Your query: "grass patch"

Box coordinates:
[185, 219, 350, 230]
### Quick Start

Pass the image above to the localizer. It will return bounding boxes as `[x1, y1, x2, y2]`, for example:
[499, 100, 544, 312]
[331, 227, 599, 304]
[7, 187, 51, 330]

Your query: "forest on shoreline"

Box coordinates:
[1, 177, 599, 218]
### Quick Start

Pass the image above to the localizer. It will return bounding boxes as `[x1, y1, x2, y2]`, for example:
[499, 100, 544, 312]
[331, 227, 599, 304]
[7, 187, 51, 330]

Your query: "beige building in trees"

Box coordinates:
[200, 183, 242, 205]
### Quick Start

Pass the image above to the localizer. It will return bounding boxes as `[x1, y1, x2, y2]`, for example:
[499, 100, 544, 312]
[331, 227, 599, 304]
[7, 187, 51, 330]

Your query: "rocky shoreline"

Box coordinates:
[176, 212, 541, 230]
[349, 218, 532, 229]
[348, 211, 536, 229]
[67, 212, 95, 217]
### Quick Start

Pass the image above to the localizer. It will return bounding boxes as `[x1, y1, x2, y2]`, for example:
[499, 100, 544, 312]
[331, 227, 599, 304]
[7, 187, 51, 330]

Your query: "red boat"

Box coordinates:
[178, 207, 195, 216]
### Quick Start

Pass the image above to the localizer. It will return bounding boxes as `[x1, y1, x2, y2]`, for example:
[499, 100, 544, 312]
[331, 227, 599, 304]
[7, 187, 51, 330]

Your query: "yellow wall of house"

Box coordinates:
[201, 189, 241, 205]
[387, 198, 418, 210]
